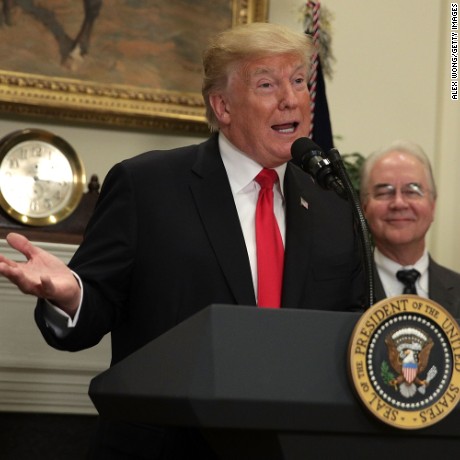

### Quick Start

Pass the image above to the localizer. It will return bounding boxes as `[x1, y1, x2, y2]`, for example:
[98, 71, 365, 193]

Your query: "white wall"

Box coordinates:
[270, 0, 444, 154]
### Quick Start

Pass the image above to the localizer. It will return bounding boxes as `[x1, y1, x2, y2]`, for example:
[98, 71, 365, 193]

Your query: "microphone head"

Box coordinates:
[291, 137, 347, 199]
[290, 137, 325, 170]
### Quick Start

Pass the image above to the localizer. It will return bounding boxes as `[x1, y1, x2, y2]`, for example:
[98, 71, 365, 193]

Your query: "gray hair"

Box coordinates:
[201, 22, 313, 131]
[359, 139, 437, 202]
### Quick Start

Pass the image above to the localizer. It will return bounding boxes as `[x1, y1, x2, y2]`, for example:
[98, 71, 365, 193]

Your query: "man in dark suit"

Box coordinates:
[0, 23, 364, 459]
[360, 140, 460, 316]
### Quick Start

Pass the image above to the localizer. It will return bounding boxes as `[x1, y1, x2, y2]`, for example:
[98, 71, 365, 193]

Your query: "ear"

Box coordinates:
[429, 198, 436, 223]
[209, 93, 231, 126]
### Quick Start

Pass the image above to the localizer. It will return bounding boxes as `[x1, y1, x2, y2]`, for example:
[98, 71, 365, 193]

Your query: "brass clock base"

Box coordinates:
[0, 174, 100, 244]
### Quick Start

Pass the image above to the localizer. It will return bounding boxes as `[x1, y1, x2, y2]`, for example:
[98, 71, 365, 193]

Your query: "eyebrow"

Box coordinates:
[372, 182, 423, 188]
[252, 67, 273, 76]
[372, 183, 393, 190]
[251, 63, 306, 77]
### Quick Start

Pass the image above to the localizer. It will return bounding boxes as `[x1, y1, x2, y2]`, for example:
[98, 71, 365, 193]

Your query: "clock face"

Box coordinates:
[0, 129, 85, 226]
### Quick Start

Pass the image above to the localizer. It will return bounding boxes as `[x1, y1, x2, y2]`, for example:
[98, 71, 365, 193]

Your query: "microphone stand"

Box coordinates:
[326, 148, 375, 309]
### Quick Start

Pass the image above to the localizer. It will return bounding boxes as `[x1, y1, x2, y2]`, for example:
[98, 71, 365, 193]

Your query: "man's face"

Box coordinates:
[362, 151, 436, 253]
[210, 54, 311, 168]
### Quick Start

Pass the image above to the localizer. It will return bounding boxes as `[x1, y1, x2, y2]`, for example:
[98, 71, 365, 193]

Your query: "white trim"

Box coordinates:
[0, 239, 110, 414]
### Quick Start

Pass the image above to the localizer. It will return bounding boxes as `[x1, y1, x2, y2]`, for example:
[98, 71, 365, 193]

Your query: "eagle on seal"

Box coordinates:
[385, 327, 434, 398]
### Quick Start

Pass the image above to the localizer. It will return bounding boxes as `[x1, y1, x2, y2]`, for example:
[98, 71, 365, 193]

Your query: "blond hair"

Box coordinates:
[202, 22, 313, 131]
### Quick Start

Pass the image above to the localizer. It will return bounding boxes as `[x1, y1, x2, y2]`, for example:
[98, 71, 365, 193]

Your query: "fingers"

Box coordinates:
[1, 232, 80, 312]
[6, 233, 37, 260]
[0, 244, 20, 279]
[0, 254, 17, 269]
[0, 264, 40, 296]
[5, 232, 29, 246]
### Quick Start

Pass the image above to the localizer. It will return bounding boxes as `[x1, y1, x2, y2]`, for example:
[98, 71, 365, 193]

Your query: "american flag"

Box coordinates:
[403, 362, 418, 384]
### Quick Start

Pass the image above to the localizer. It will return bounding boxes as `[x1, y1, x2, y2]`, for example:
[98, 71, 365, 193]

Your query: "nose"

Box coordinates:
[278, 82, 299, 110]
[389, 189, 410, 208]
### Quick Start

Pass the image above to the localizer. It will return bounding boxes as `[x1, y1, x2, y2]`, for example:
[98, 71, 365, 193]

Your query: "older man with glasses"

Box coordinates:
[359, 139, 460, 316]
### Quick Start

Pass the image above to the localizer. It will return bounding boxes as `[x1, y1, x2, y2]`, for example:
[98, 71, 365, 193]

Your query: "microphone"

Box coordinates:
[291, 137, 375, 309]
[290, 137, 346, 199]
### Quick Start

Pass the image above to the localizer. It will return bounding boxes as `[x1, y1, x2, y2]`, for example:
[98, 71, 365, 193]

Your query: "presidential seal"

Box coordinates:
[348, 295, 460, 429]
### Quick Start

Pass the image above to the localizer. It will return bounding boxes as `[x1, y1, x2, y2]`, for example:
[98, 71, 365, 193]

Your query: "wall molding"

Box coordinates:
[0, 239, 110, 414]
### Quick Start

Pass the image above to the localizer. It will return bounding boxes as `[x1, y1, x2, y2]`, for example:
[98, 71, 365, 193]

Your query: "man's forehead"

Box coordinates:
[371, 153, 427, 181]
[376, 151, 423, 168]
[240, 56, 306, 74]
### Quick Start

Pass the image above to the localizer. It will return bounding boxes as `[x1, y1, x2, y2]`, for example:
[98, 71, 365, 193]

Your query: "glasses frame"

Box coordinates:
[366, 182, 430, 201]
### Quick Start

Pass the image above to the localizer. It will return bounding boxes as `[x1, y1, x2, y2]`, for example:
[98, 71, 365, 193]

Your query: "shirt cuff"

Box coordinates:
[43, 271, 84, 338]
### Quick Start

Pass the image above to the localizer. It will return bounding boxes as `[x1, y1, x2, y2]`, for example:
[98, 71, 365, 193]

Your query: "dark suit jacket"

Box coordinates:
[373, 257, 460, 317]
[35, 134, 364, 459]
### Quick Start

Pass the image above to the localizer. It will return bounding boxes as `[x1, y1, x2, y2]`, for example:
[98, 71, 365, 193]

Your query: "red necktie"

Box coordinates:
[255, 168, 284, 308]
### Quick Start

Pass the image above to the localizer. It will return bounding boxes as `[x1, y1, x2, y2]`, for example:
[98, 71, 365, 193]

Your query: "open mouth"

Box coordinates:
[272, 122, 299, 134]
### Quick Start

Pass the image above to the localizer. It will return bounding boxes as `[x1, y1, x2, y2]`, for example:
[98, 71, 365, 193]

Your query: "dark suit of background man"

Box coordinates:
[0, 22, 364, 459]
[360, 139, 460, 316]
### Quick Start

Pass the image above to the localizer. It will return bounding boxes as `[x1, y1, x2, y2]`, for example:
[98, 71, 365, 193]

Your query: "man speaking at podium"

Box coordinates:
[0, 23, 364, 459]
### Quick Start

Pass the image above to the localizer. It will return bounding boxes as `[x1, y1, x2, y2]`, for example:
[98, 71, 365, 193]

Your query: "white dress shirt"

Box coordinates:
[374, 247, 429, 298]
[219, 133, 286, 299]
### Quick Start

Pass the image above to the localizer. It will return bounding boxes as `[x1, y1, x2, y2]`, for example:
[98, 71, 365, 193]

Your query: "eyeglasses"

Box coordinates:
[368, 182, 427, 201]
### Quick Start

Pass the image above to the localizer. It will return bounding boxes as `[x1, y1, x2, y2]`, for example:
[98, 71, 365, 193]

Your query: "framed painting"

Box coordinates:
[0, 0, 269, 134]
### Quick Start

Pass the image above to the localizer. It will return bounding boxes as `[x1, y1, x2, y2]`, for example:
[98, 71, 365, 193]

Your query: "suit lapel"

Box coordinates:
[189, 136, 256, 305]
[373, 264, 387, 302]
[374, 257, 458, 313]
[281, 163, 313, 307]
[429, 258, 457, 311]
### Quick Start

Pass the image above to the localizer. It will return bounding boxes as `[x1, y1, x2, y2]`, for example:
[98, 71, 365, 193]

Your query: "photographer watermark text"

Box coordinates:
[452, 3, 458, 100]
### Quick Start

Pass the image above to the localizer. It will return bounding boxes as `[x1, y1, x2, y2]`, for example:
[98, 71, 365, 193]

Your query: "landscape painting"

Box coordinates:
[0, 0, 268, 133]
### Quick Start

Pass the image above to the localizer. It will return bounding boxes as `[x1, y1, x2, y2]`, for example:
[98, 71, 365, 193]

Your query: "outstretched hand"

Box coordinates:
[0, 233, 81, 317]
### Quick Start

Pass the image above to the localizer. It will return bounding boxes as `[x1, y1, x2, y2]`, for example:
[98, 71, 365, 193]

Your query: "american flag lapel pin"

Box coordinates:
[300, 197, 309, 210]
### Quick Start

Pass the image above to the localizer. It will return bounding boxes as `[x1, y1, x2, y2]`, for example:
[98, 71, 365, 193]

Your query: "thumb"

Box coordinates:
[40, 274, 58, 299]
[6, 233, 38, 260]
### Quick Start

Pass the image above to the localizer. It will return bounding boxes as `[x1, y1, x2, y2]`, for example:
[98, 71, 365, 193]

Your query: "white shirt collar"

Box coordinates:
[217, 133, 286, 298]
[218, 132, 286, 194]
[374, 247, 429, 297]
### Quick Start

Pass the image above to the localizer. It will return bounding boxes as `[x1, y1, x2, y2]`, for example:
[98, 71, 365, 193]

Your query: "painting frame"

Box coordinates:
[0, 0, 269, 135]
